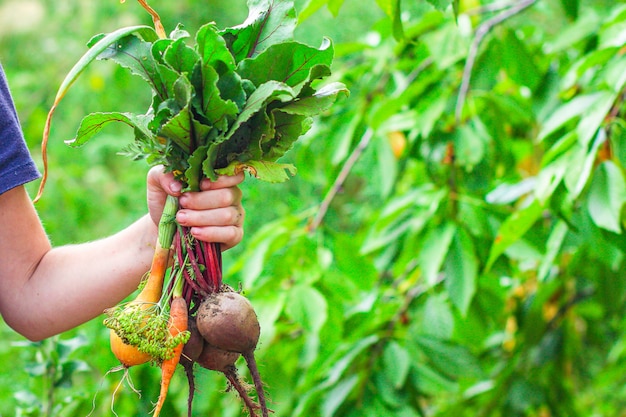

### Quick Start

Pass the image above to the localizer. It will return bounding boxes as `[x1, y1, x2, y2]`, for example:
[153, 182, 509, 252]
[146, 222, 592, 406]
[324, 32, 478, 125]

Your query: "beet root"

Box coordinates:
[182, 318, 204, 363]
[196, 291, 269, 416]
[196, 342, 240, 373]
[196, 291, 260, 353]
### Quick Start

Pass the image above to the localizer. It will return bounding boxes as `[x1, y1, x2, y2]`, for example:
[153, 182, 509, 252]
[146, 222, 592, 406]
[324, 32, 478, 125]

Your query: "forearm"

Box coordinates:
[3, 215, 158, 340]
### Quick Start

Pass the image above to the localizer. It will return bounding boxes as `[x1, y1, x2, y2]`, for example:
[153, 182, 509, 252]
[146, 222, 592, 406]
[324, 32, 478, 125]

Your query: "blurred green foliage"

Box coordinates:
[3, 0, 626, 416]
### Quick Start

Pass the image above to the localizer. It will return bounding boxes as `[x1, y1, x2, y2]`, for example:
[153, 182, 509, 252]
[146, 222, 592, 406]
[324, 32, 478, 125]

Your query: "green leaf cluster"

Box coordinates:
[66, 0, 347, 188]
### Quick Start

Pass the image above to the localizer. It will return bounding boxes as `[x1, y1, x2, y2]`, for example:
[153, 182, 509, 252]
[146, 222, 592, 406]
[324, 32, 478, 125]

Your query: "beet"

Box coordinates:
[196, 291, 269, 417]
[182, 318, 204, 363]
[196, 342, 239, 372]
[196, 291, 260, 353]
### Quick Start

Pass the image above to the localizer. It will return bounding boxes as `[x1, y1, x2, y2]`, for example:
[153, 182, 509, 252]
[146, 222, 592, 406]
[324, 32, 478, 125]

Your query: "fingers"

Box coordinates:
[185, 225, 244, 251]
[199, 172, 245, 191]
[177, 173, 245, 250]
[176, 190, 245, 250]
[146, 167, 245, 249]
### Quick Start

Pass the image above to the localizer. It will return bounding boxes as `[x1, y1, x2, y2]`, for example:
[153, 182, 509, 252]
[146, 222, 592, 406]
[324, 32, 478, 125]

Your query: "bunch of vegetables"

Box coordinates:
[35, 0, 347, 415]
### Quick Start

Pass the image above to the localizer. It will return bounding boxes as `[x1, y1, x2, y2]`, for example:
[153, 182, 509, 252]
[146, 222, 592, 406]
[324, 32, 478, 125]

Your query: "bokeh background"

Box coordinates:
[2, 1, 626, 416]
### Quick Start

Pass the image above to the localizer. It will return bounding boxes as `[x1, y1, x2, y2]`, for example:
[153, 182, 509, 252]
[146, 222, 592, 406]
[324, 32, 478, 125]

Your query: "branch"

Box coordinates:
[308, 128, 374, 233]
[455, 0, 537, 124]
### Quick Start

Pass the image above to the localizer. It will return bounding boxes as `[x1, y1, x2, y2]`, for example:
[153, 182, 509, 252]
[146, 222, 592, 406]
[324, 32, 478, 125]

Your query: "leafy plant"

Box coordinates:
[12, 335, 90, 417]
[4, 0, 626, 416]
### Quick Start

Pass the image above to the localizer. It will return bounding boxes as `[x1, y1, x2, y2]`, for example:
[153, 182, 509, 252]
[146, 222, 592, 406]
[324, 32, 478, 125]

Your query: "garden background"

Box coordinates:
[1, 0, 626, 416]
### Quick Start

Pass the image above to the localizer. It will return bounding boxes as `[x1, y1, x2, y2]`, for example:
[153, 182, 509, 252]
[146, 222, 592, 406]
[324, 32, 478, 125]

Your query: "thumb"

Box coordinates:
[146, 166, 183, 225]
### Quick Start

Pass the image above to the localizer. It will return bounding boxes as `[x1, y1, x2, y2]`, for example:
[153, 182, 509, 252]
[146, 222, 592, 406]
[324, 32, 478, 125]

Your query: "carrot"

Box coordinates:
[107, 195, 179, 367]
[153, 296, 188, 417]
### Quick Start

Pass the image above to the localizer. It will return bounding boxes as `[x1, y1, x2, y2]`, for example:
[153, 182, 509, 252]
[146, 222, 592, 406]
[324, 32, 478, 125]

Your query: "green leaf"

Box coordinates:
[411, 362, 458, 395]
[220, 0, 297, 62]
[321, 375, 358, 417]
[420, 223, 456, 286]
[195, 22, 236, 69]
[376, 0, 404, 40]
[415, 336, 483, 379]
[223, 80, 295, 140]
[285, 285, 328, 333]
[537, 93, 603, 142]
[537, 220, 569, 281]
[97, 32, 177, 102]
[195, 61, 240, 127]
[563, 130, 605, 199]
[262, 110, 310, 160]
[382, 342, 411, 389]
[421, 295, 454, 339]
[576, 90, 616, 148]
[237, 39, 334, 88]
[279, 82, 349, 116]
[324, 335, 380, 386]
[587, 161, 626, 233]
[184, 145, 209, 191]
[159, 105, 194, 154]
[51, 25, 157, 105]
[56, 359, 90, 388]
[66, 112, 153, 147]
[485, 199, 543, 271]
[56, 334, 88, 361]
[163, 37, 201, 75]
[500, 29, 542, 91]
[445, 228, 477, 316]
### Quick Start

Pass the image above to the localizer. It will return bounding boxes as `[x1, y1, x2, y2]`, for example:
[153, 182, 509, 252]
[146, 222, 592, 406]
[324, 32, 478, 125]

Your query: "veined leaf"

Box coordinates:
[97, 32, 176, 102]
[196, 23, 236, 69]
[223, 80, 295, 141]
[415, 336, 483, 379]
[159, 104, 194, 154]
[563, 129, 605, 199]
[163, 37, 201, 75]
[220, 0, 297, 62]
[66, 112, 153, 148]
[185, 145, 209, 191]
[382, 342, 411, 389]
[279, 82, 349, 116]
[237, 39, 335, 88]
[262, 111, 309, 160]
[195, 61, 240, 127]
[55, 26, 157, 104]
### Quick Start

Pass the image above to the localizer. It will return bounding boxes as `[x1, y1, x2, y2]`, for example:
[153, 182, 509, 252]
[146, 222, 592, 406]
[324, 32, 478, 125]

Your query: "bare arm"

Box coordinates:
[0, 168, 244, 340]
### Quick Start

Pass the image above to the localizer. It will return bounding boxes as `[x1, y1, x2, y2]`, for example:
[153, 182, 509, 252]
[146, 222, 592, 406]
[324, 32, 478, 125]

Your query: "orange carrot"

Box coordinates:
[108, 196, 179, 367]
[109, 239, 172, 366]
[153, 296, 188, 417]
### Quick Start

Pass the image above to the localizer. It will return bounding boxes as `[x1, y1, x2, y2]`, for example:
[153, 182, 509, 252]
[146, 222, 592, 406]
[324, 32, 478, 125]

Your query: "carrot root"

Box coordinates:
[152, 296, 189, 417]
